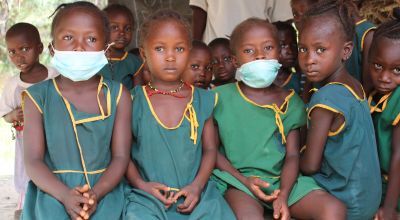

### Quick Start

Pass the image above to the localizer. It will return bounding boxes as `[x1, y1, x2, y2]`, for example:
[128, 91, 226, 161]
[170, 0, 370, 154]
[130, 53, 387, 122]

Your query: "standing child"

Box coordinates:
[208, 38, 237, 87]
[124, 10, 235, 219]
[367, 14, 400, 220]
[101, 4, 143, 90]
[21, 2, 131, 219]
[273, 21, 302, 95]
[298, 1, 381, 219]
[182, 40, 213, 89]
[0, 22, 58, 212]
[212, 18, 345, 220]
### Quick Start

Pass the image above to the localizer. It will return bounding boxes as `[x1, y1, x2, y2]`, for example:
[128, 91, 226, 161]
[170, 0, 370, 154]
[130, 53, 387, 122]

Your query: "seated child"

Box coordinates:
[124, 9, 235, 219]
[182, 40, 213, 89]
[208, 38, 237, 87]
[100, 4, 143, 90]
[21, 2, 131, 219]
[298, 1, 381, 219]
[0, 22, 58, 211]
[273, 21, 302, 94]
[367, 13, 400, 220]
[212, 18, 345, 220]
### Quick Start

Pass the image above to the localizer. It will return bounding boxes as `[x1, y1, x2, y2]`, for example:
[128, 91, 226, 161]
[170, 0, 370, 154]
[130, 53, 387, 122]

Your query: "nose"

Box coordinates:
[305, 51, 316, 67]
[165, 49, 175, 62]
[378, 70, 391, 83]
[73, 38, 85, 51]
[255, 49, 266, 60]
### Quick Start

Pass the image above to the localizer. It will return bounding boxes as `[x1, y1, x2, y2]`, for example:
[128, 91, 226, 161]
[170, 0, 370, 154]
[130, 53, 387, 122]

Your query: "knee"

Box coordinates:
[320, 197, 347, 220]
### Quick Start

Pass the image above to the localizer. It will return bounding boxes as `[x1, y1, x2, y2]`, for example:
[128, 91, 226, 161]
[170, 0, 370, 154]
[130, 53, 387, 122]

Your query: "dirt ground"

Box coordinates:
[0, 175, 18, 220]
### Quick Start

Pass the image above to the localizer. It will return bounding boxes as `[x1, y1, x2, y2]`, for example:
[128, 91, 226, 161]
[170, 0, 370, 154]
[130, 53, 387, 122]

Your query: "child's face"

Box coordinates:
[182, 48, 213, 89]
[108, 12, 133, 50]
[53, 9, 106, 51]
[298, 17, 352, 83]
[278, 29, 298, 68]
[141, 20, 190, 83]
[291, 0, 311, 29]
[210, 44, 236, 82]
[369, 37, 400, 94]
[6, 34, 43, 73]
[234, 25, 280, 66]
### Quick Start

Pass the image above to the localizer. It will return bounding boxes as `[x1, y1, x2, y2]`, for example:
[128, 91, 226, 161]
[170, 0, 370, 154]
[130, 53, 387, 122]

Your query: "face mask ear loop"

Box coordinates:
[105, 42, 115, 52]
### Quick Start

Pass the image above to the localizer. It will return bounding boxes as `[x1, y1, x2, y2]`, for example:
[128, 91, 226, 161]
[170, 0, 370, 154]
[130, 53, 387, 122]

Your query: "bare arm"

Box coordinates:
[92, 87, 132, 200]
[361, 30, 375, 95]
[191, 6, 207, 41]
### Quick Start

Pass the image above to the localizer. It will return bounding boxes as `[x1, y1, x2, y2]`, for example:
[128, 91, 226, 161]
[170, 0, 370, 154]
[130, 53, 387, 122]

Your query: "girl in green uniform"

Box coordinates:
[124, 10, 235, 219]
[298, 1, 381, 219]
[100, 4, 143, 90]
[368, 12, 400, 220]
[21, 2, 132, 219]
[212, 18, 345, 220]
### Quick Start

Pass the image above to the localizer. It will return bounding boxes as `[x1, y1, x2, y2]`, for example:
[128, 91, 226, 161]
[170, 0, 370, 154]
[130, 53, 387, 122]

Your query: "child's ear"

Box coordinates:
[139, 47, 146, 61]
[48, 42, 54, 57]
[342, 40, 354, 61]
[38, 43, 44, 54]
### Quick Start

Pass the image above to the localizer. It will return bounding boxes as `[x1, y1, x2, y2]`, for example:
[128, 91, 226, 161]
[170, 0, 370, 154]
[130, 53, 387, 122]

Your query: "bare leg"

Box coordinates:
[224, 188, 264, 220]
[290, 190, 346, 220]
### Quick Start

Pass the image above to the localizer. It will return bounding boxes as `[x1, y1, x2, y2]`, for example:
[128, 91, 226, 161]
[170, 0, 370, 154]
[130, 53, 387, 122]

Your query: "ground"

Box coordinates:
[0, 176, 18, 220]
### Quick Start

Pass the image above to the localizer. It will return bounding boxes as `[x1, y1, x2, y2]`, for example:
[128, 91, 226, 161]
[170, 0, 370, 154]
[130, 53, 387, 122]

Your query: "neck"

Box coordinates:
[108, 48, 126, 59]
[20, 62, 48, 84]
[57, 74, 100, 90]
[150, 78, 183, 91]
[239, 81, 277, 94]
[321, 65, 348, 86]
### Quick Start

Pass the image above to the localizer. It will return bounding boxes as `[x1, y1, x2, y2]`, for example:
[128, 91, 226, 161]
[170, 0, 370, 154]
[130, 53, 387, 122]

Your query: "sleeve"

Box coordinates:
[129, 53, 144, 77]
[388, 89, 400, 126]
[22, 83, 45, 114]
[268, 0, 293, 22]
[189, 0, 207, 11]
[283, 92, 306, 135]
[0, 77, 18, 117]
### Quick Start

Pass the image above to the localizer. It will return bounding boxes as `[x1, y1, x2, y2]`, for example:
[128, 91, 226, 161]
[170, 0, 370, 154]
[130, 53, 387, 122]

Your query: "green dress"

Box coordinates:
[212, 82, 321, 208]
[99, 52, 143, 90]
[124, 86, 235, 220]
[308, 82, 381, 219]
[21, 77, 126, 219]
[282, 69, 302, 95]
[369, 87, 400, 211]
[345, 19, 375, 82]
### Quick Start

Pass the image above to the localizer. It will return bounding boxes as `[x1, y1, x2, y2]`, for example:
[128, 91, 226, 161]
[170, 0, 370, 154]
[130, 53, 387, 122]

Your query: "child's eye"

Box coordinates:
[223, 56, 232, 63]
[243, 49, 254, 54]
[111, 25, 118, 31]
[125, 26, 132, 32]
[206, 65, 213, 72]
[155, 47, 164, 52]
[211, 59, 219, 65]
[176, 47, 184, 52]
[298, 47, 307, 53]
[316, 48, 326, 54]
[191, 64, 199, 70]
[8, 50, 15, 56]
[374, 63, 383, 70]
[63, 35, 72, 41]
[393, 67, 400, 75]
[280, 44, 288, 49]
[87, 37, 97, 43]
[264, 46, 273, 51]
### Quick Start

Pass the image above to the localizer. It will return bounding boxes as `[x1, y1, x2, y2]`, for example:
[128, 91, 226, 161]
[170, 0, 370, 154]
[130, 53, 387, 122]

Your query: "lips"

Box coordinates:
[164, 68, 177, 73]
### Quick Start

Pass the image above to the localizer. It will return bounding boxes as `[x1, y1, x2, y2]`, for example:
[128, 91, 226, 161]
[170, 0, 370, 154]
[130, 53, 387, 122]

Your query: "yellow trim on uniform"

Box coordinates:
[133, 62, 145, 77]
[143, 85, 199, 144]
[355, 19, 367, 26]
[214, 93, 219, 107]
[53, 168, 106, 174]
[392, 113, 400, 126]
[22, 90, 43, 114]
[360, 27, 376, 51]
[109, 52, 128, 61]
[309, 88, 318, 93]
[327, 82, 365, 101]
[52, 76, 111, 188]
[236, 82, 295, 143]
[168, 187, 180, 192]
[281, 73, 293, 87]
[116, 84, 123, 105]
[368, 90, 391, 114]
[308, 104, 346, 136]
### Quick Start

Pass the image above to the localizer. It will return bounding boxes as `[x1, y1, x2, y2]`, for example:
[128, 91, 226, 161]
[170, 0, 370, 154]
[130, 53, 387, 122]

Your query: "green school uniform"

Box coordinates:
[21, 77, 126, 220]
[345, 19, 375, 82]
[99, 52, 143, 90]
[283, 69, 302, 95]
[124, 86, 235, 220]
[308, 82, 381, 220]
[369, 87, 400, 211]
[212, 83, 321, 208]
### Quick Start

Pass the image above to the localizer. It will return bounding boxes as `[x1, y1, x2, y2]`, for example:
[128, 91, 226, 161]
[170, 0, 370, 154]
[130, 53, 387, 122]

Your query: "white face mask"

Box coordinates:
[237, 59, 282, 88]
[50, 43, 113, 82]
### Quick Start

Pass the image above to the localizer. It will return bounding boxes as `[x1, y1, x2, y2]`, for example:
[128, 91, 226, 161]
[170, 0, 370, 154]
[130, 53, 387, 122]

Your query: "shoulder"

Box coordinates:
[127, 53, 142, 64]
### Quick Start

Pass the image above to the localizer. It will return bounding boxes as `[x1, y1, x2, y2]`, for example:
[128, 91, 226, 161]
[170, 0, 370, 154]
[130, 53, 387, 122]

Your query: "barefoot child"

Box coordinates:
[0, 22, 58, 211]
[21, 2, 131, 219]
[367, 14, 400, 219]
[101, 4, 143, 90]
[182, 40, 213, 89]
[208, 38, 237, 87]
[298, 1, 381, 219]
[212, 18, 345, 220]
[124, 10, 235, 219]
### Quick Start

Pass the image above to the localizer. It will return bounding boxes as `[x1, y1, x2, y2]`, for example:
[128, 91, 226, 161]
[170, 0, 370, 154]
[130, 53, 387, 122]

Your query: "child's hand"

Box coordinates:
[5, 107, 23, 123]
[245, 176, 279, 202]
[374, 206, 398, 220]
[272, 195, 290, 220]
[172, 184, 202, 213]
[140, 182, 175, 208]
[75, 184, 97, 219]
[60, 187, 90, 220]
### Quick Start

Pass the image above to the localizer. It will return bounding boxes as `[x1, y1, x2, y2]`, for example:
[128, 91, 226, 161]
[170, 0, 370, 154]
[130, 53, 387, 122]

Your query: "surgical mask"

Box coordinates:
[237, 59, 282, 88]
[50, 43, 111, 82]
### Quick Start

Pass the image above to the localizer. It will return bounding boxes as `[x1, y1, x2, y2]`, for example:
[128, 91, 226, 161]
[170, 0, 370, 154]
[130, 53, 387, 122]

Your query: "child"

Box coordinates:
[0, 22, 58, 212]
[291, 0, 319, 30]
[212, 18, 345, 220]
[182, 40, 213, 89]
[298, 1, 381, 219]
[100, 4, 143, 90]
[208, 38, 237, 87]
[367, 14, 400, 219]
[273, 21, 302, 94]
[21, 2, 131, 219]
[124, 10, 235, 219]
